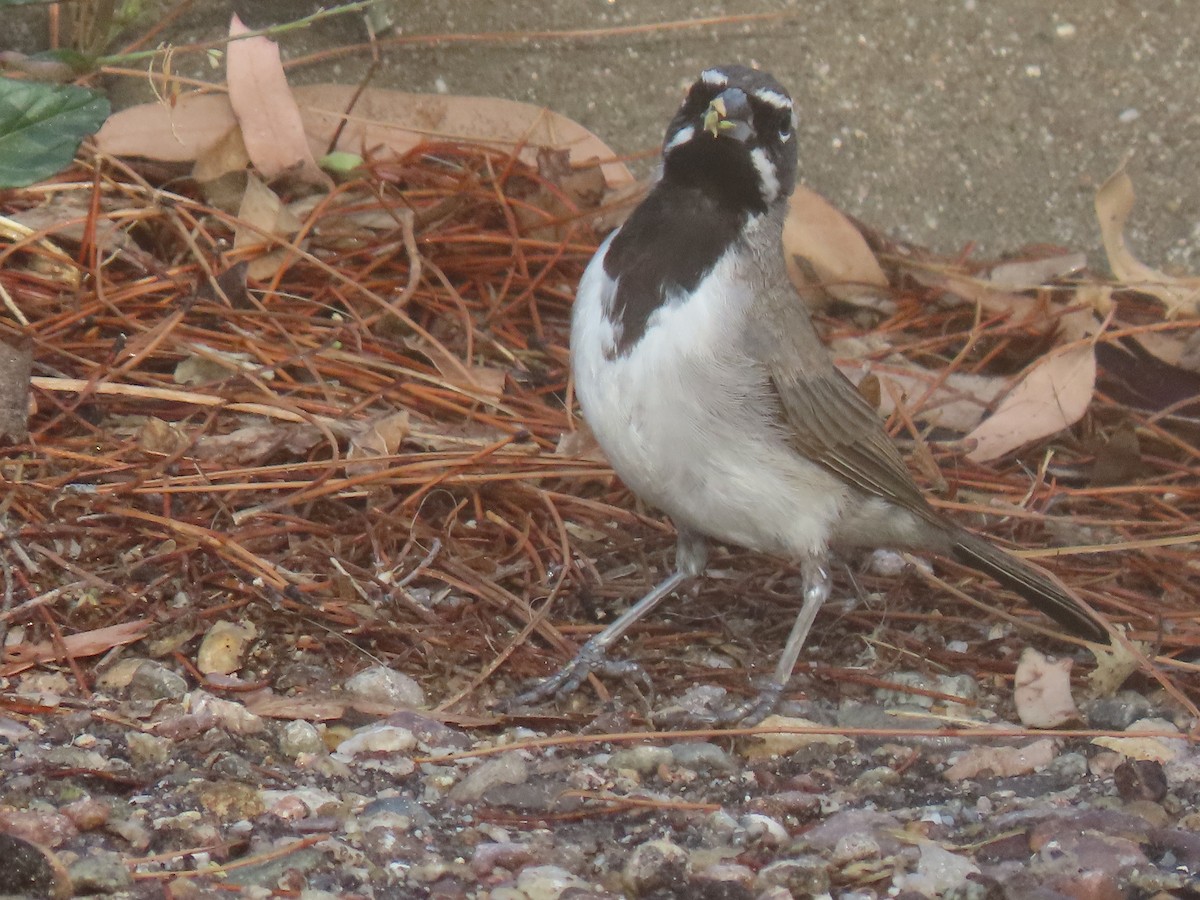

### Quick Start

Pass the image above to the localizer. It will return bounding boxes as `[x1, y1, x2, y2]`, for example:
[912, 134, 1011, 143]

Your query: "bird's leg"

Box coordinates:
[512, 529, 708, 708]
[710, 556, 831, 726]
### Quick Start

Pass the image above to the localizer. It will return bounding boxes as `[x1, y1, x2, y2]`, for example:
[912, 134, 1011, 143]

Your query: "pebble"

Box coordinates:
[755, 856, 832, 896]
[279, 719, 326, 758]
[668, 741, 736, 773]
[690, 861, 755, 899]
[515, 864, 590, 900]
[67, 850, 133, 894]
[345, 664, 426, 709]
[196, 620, 256, 675]
[739, 814, 790, 848]
[607, 745, 673, 775]
[449, 752, 529, 803]
[622, 838, 688, 896]
[127, 661, 188, 702]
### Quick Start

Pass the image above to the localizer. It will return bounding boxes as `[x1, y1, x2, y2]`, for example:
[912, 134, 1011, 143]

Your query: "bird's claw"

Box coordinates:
[510, 638, 653, 710]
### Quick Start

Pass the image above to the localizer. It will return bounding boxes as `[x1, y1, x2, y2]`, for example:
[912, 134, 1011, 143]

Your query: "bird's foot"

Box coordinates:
[656, 677, 786, 728]
[510, 638, 652, 710]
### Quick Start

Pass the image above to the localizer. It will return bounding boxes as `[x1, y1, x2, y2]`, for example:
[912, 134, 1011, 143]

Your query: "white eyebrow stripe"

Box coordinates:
[664, 124, 695, 151]
[701, 69, 729, 87]
[752, 88, 792, 110]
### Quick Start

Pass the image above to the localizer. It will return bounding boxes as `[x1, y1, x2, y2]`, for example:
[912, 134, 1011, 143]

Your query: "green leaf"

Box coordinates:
[0, 78, 110, 188]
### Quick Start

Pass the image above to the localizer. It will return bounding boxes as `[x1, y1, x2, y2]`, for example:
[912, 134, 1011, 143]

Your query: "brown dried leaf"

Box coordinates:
[243, 688, 347, 721]
[1096, 160, 1200, 318]
[95, 93, 237, 162]
[292, 84, 634, 191]
[233, 174, 303, 280]
[965, 341, 1096, 462]
[1013, 648, 1080, 728]
[193, 422, 323, 465]
[226, 15, 330, 187]
[944, 738, 1060, 780]
[783, 185, 888, 308]
[346, 410, 411, 478]
[0, 621, 151, 675]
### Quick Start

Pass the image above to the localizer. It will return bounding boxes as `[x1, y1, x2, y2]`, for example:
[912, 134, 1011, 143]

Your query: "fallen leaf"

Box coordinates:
[1013, 648, 1080, 728]
[233, 174, 303, 280]
[226, 15, 330, 187]
[95, 92, 236, 161]
[293, 83, 634, 191]
[0, 620, 151, 675]
[1087, 638, 1141, 697]
[97, 85, 635, 194]
[193, 422, 323, 465]
[346, 410, 411, 478]
[783, 185, 888, 308]
[965, 341, 1096, 462]
[987, 251, 1087, 289]
[944, 738, 1060, 780]
[243, 688, 346, 721]
[1096, 159, 1200, 318]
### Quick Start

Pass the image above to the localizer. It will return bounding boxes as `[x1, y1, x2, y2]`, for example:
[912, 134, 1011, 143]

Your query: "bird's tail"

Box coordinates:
[950, 530, 1109, 643]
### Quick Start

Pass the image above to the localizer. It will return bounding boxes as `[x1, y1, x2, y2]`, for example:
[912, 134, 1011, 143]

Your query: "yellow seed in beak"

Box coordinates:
[703, 97, 727, 137]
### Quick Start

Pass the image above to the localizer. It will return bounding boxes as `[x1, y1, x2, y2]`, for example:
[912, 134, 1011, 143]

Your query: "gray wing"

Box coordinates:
[749, 286, 937, 524]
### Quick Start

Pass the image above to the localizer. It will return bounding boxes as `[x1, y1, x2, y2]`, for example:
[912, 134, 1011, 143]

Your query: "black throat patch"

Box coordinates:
[603, 139, 764, 357]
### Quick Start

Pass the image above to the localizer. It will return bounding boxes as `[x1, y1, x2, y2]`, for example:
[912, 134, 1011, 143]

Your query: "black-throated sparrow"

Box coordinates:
[518, 65, 1109, 723]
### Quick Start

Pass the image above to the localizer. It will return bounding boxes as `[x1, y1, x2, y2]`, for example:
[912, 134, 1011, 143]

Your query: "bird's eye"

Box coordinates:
[778, 123, 793, 142]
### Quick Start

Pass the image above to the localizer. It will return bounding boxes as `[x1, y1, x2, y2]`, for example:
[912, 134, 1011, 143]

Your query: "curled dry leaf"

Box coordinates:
[1096, 160, 1200, 319]
[965, 341, 1096, 462]
[1013, 647, 1080, 728]
[783, 185, 889, 308]
[226, 15, 331, 188]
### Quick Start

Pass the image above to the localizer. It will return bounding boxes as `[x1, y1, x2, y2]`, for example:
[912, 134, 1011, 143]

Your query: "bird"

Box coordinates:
[515, 64, 1110, 723]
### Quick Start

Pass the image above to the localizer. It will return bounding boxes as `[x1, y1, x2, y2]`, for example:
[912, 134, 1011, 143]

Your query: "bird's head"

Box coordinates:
[661, 65, 798, 213]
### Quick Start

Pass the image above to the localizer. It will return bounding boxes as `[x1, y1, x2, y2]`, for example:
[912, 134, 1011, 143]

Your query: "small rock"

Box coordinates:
[126, 731, 172, 765]
[738, 814, 789, 848]
[196, 620, 256, 676]
[754, 856, 832, 896]
[345, 664, 426, 709]
[127, 660, 188, 702]
[279, 720, 326, 758]
[875, 671, 939, 708]
[516, 864, 589, 900]
[190, 690, 265, 735]
[608, 745, 673, 775]
[68, 850, 133, 894]
[334, 724, 417, 759]
[61, 797, 110, 831]
[689, 862, 755, 899]
[668, 741, 736, 772]
[449, 752, 529, 803]
[0, 807, 77, 848]
[471, 841, 535, 877]
[831, 831, 881, 865]
[1084, 691, 1155, 730]
[894, 841, 979, 896]
[622, 838, 688, 897]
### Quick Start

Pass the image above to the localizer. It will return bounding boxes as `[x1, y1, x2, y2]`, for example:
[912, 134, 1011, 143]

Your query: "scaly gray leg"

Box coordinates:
[512, 529, 709, 708]
[708, 557, 831, 726]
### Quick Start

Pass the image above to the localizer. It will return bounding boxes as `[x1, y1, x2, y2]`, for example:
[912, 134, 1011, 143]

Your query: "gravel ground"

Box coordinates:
[2, 655, 1198, 898]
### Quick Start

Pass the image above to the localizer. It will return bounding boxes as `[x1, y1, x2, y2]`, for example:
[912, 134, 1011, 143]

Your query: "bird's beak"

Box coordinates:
[702, 88, 754, 142]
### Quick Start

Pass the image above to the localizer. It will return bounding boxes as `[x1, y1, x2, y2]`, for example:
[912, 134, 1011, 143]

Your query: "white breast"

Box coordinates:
[570, 227, 850, 559]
